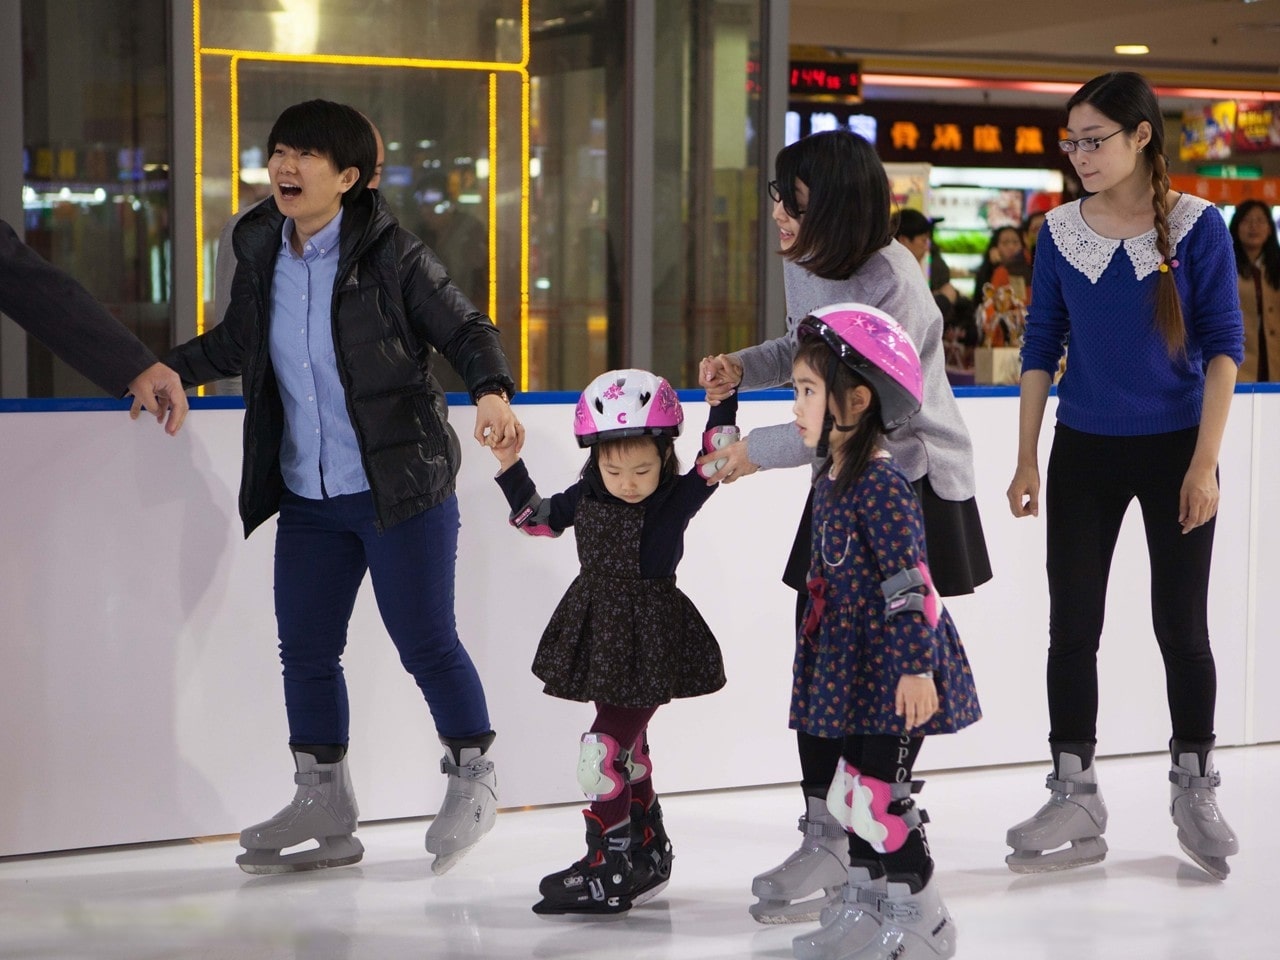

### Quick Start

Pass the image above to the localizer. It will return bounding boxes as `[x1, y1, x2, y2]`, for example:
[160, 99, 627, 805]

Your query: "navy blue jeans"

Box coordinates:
[274, 489, 491, 745]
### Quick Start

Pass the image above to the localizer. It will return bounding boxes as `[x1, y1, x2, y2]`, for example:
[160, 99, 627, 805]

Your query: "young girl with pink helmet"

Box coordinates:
[787, 303, 980, 960]
[488, 369, 738, 917]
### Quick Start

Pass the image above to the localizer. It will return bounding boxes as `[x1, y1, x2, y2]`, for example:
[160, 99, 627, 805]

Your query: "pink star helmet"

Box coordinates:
[573, 369, 684, 448]
[797, 302, 923, 430]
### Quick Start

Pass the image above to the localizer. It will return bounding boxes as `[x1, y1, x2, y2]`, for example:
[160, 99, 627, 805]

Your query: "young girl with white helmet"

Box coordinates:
[488, 369, 737, 917]
[787, 303, 980, 960]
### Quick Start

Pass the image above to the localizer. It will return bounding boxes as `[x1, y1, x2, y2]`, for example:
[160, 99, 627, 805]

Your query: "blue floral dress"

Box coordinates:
[791, 456, 981, 739]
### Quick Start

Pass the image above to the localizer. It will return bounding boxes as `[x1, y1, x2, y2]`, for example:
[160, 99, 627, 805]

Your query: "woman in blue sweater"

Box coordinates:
[1005, 72, 1244, 880]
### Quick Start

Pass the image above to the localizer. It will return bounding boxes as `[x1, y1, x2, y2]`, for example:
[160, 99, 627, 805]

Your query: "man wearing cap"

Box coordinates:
[894, 209, 957, 307]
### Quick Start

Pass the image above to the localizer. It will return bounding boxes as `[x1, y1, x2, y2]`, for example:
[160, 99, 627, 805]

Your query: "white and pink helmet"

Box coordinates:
[573, 368, 684, 448]
[797, 302, 923, 430]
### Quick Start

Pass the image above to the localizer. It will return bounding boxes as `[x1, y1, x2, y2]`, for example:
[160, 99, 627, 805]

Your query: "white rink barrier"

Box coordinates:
[1, 388, 1276, 856]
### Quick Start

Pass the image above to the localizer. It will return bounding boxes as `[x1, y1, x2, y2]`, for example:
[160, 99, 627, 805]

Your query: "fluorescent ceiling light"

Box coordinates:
[1114, 44, 1151, 55]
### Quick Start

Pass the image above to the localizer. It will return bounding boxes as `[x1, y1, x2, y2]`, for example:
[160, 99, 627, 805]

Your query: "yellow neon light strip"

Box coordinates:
[200, 48, 528, 72]
[192, 2, 205, 401]
[488, 73, 498, 324]
[197, 0, 531, 394]
[229, 56, 240, 216]
[521, 68, 530, 391]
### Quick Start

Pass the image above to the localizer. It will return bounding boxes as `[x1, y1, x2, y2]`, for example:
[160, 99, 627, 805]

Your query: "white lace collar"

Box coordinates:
[1046, 194, 1212, 284]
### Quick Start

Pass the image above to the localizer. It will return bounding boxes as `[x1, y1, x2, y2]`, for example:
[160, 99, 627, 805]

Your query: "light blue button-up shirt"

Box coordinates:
[268, 210, 369, 499]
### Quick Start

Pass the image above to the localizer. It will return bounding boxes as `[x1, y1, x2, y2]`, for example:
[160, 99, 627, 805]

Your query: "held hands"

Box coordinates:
[699, 353, 743, 405]
[474, 393, 524, 469]
[695, 439, 759, 485]
[1006, 462, 1040, 518]
[895, 674, 939, 732]
[127, 362, 189, 436]
[1179, 462, 1219, 534]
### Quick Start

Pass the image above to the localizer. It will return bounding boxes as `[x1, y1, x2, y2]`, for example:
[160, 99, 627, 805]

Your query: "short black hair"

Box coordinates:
[267, 100, 378, 204]
[774, 130, 892, 281]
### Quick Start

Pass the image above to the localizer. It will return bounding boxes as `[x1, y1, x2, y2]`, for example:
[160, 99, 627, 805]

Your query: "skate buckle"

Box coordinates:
[1046, 775, 1098, 794]
[294, 769, 332, 786]
[1169, 769, 1220, 789]
[800, 814, 847, 839]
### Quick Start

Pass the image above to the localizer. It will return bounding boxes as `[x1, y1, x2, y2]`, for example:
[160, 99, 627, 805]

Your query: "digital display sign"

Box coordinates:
[789, 60, 861, 101]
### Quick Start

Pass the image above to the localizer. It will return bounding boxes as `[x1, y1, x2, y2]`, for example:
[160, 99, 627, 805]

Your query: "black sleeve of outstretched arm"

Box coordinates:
[0, 219, 157, 397]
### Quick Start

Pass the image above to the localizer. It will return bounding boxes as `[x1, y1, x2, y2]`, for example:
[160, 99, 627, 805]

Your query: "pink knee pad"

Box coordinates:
[826, 757, 912, 853]
[622, 731, 653, 784]
[577, 732, 627, 801]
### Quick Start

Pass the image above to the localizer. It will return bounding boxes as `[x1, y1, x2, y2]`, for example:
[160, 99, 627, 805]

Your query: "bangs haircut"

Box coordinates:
[794, 336, 885, 497]
[586, 434, 679, 484]
[267, 99, 378, 204]
[776, 130, 892, 281]
[1231, 199, 1280, 289]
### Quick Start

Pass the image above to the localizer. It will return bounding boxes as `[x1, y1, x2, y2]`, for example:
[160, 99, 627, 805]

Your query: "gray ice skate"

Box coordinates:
[235, 749, 363, 875]
[1006, 743, 1108, 873]
[1169, 738, 1238, 880]
[750, 794, 850, 924]
[797, 878, 955, 960]
[791, 866, 885, 960]
[424, 732, 498, 875]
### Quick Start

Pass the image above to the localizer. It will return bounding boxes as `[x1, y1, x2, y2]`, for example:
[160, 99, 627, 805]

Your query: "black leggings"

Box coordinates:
[1045, 424, 1218, 744]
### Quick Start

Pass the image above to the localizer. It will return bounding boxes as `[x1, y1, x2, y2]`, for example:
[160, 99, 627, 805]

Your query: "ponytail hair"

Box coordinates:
[1067, 72, 1185, 356]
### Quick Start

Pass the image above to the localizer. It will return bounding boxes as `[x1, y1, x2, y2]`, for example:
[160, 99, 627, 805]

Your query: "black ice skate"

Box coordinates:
[629, 796, 674, 905]
[532, 811, 634, 918]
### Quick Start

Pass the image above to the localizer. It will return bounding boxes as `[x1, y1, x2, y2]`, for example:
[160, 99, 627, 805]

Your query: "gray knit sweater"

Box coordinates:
[734, 241, 976, 501]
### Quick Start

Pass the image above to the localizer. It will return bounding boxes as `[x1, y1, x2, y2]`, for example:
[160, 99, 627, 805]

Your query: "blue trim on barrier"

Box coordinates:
[2, 381, 1278, 414]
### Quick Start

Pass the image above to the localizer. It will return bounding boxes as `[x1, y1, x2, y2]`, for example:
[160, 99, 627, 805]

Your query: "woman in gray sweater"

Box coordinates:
[699, 130, 990, 928]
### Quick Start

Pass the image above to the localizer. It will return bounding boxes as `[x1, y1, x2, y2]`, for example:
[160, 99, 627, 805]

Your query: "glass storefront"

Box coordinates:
[3, 1, 772, 396]
[19, 0, 172, 397]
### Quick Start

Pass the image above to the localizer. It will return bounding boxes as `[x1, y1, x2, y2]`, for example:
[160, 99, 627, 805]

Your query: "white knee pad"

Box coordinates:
[827, 757, 925, 854]
[577, 732, 627, 801]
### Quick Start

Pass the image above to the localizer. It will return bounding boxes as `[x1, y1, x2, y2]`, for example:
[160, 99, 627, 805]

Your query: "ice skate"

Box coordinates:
[1169, 738, 1238, 880]
[235, 749, 363, 875]
[792, 865, 885, 960]
[750, 794, 850, 924]
[1006, 743, 1108, 873]
[532, 811, 634, 918]
[424, 732, 498, 875]
[629, 797, 674, 906]
[795, 876, 955, 960]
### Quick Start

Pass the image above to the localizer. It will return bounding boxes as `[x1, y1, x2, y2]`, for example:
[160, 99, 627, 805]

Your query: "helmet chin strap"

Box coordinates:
[817, 418, 859, 456]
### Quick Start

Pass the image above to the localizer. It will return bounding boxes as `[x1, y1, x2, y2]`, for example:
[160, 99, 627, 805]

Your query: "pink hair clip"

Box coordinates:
[1159, 258, 1180, 274]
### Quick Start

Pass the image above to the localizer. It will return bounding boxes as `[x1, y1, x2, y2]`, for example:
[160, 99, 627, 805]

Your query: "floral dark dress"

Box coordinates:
[532, 495, 725, 707]
[495, 397, 736, 709]
[792, 456, 981, 738]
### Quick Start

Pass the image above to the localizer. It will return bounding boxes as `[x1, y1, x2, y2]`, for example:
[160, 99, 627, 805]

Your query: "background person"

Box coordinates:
[1229, 199, 1280, 382]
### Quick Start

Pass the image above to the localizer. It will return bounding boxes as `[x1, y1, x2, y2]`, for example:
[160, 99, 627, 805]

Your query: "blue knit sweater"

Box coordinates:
[1021, 194, 1244, 436]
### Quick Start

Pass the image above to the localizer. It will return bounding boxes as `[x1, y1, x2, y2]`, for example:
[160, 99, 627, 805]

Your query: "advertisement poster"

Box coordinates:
[1233, 100, 1280, 152]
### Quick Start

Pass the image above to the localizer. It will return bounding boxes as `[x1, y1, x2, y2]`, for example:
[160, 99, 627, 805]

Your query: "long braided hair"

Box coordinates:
[1067, 72, 1185, 356]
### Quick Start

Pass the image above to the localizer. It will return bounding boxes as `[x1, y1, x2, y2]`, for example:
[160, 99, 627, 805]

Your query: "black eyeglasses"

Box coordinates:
[767, 180, 805, 216]
[1058, 129, 1125, 154]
